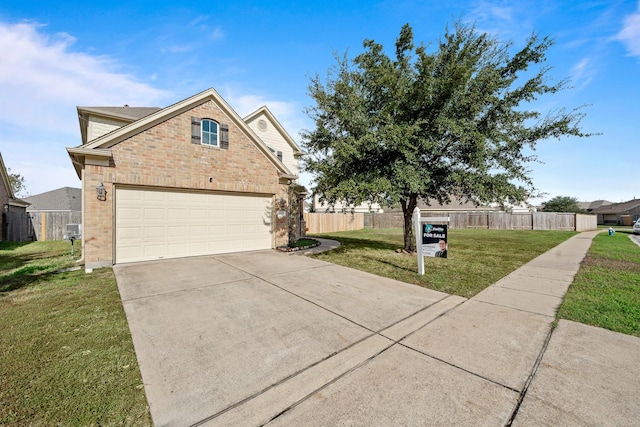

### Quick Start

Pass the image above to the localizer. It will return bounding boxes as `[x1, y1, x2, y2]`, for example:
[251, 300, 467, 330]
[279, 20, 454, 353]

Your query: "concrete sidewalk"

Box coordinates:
[258, 230, 640, 426]
[115, 230, 640, 426]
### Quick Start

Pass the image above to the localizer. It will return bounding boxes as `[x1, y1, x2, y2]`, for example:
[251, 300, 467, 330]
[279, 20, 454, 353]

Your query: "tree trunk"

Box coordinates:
[401, 195, 418, 252]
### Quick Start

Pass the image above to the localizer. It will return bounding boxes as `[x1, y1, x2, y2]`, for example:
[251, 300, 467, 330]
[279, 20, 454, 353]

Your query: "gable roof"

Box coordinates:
[578, 200, 612, 211]
[0, 152, 30, 208]
[68, 88, 296, 180]
[0, 151, 15, 200]
[590, 199, 640, 214]
[24, 187, 81, 211]
[78, 106, 162, 122]
[77, 106, 162, 145]
[243, 106, 304, 156]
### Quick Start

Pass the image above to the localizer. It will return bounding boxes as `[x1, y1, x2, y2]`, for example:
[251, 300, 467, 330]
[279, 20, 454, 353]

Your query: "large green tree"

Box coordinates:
[303, 22, 592, 251]
[542, 196, 585, 213]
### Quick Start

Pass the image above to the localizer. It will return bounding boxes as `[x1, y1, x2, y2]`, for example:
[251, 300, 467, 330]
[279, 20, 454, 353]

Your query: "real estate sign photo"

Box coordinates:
[422, 224, 448, 258]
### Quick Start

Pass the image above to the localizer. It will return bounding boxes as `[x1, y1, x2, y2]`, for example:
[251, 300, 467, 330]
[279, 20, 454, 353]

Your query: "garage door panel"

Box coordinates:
[144, 208, 166, 221]
[166, 243, 190, 256]
[118, 207, 143, 221]
[167, 208, 188, 220]
[116, 188, 273, 263]
[118, 226, 142, 240]
[167, 225, 189, 237]
[167, 192, 189, 203]
[144, 226, 166, 240]
[143, 244, 167, 258]
[144, 191, 167, 202]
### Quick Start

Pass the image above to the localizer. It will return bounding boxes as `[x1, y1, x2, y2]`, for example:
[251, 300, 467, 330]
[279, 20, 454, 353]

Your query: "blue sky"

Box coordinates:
[1, 1, 638, 204]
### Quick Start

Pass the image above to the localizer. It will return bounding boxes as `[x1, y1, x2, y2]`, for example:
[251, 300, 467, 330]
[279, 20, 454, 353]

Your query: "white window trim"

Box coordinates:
[201, 119, 219, 147]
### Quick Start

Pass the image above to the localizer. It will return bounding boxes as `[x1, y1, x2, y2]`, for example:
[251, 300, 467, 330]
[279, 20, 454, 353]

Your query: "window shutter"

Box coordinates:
[191, 117, 201, 144]
[220, 123, 229, 149]
[277, 151, 283, 162]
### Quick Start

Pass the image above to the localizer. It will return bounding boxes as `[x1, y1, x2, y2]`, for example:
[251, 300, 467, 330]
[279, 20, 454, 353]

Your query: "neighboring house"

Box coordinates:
[577, 199, 612, 212]
[67, 88, 301, 271]
[0, 152, 31, 241]
[24, 187, 82, 241]
[591, 199, 640, 225]
[385, 195, 500, 213]
[312, 194, 384, 213]
[422, 196, 499, 212]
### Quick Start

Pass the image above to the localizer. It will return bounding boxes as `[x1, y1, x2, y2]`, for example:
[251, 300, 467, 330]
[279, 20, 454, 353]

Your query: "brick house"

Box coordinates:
[67, 88, 302, 271]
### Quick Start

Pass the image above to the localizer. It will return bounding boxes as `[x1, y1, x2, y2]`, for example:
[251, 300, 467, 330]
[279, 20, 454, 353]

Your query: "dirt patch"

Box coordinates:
[581, 255, 640, 273]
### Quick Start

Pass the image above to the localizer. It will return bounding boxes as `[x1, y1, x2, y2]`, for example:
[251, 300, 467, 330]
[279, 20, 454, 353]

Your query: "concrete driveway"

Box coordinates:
[114, 250, 466, 426]
[114, 236, 640, 427]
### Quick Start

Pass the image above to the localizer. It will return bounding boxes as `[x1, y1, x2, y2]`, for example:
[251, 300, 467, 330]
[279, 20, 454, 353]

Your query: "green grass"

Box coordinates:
[289, 238, 320, 248]
[557, 232, 640, 337]
[0, 241, 151, 426]
[310, 228, 576, 298]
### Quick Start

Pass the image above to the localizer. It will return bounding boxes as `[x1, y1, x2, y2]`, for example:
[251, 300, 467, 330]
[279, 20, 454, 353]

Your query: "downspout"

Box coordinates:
[76, 166, 85, 265]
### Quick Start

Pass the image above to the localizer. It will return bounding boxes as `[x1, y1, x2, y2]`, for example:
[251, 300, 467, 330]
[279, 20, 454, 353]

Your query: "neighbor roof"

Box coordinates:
[24, 187, 81, 211]
[590, 199, 640, 214]
[0, 152, 30, 208]
[0, 151, 15, 199]
[578, 200, 613, 211]
[418, 195, 498, 211]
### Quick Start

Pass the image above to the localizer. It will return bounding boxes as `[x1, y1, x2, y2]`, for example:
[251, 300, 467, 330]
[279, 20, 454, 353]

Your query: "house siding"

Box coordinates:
[82, 99, 289, 269]
[87, 116, 130, 143]
[246, 113, 300, 177]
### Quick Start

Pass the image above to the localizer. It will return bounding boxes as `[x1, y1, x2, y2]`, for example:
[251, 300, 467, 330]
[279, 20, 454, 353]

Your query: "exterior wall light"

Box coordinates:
[277, 197, 287, 219]
[96, 183, 107, 201]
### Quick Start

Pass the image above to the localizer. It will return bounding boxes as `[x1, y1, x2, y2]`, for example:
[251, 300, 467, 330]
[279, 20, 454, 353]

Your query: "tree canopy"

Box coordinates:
[7, 168, 27, 198]
[542, 196, 585, 213]
[302, 21, 593, 250]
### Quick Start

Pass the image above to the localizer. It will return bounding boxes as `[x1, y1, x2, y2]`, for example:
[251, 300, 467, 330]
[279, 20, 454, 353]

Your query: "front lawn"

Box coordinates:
[310, 228, 576, 298]
[557, 231, 640, 337]
[0, 241, 151, 425]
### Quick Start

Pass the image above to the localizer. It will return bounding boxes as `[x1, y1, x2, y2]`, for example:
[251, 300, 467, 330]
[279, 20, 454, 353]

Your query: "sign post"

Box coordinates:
[413, 207, 449, 275]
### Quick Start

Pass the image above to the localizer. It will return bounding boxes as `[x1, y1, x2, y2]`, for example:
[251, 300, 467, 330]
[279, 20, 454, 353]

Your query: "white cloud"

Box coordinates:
[571, 57, 594, 89]
[617, 6, 640, 56]
[0, 20, 173, 195]
[221, 88, 310, 142]
[0, 21, 171, 135]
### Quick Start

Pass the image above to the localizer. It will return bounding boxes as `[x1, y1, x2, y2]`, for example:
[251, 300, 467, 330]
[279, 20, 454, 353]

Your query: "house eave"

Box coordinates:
[66, 147, 112, 179]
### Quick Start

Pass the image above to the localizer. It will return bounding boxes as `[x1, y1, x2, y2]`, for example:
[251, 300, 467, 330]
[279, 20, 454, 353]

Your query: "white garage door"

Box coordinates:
[115, 188, 273, 264]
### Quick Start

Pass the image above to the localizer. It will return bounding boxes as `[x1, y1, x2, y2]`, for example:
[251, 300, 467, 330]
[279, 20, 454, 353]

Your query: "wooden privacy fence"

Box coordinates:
[304, 212, 364, 234]
[2, 210, 34, 241]
[28, 211, 82, 241]
[363, 211, 597, 231]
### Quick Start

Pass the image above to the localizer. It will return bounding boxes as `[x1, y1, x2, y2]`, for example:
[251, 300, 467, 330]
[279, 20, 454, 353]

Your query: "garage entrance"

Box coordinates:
[115, 187, 273, 263]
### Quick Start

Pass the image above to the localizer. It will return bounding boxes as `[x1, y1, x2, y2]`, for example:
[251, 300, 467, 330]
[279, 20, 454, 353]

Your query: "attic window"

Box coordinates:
[202, 119, 219, 147]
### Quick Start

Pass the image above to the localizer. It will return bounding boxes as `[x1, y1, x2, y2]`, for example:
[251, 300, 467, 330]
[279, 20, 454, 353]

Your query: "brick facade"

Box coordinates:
[82, 97, 289, 269]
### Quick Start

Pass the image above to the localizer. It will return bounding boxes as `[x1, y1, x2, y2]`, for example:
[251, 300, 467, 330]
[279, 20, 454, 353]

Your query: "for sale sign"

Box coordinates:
[421, 224, 448, 258]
